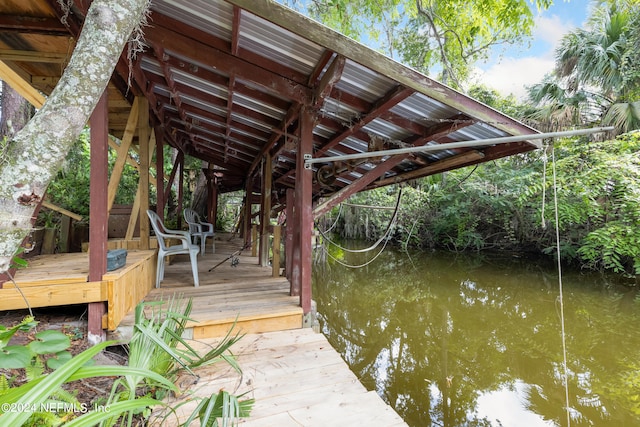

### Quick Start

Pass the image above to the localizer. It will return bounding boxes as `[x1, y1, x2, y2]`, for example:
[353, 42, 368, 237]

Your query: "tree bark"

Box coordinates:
[0, 0, 149, 273]
[0, 82, 33, 138]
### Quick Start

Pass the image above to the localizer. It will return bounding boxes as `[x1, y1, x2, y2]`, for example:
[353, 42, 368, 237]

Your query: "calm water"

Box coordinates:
[312, 246, 640, 427]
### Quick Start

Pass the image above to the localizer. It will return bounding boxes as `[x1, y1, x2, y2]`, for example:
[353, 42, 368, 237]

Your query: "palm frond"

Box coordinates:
[603, 101, 640, 132]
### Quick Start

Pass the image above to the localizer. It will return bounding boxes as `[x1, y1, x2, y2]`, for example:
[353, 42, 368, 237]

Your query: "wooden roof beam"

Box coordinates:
[0, 49, 68, 63]
[314, 85, 413, 158]
[312, 55, 345, 110]
[248, 104, 300, 177]
[0, 15, 69, 36]
[143, 23, 312, 104]
[372, 151, 486, 188]
[0, 60, 45, 107]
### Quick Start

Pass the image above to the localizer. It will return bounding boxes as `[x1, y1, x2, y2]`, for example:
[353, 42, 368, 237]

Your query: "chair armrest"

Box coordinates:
[199, 221, 214, 233]
[157, 228, 192, 241]
[187, 223, 203, 234]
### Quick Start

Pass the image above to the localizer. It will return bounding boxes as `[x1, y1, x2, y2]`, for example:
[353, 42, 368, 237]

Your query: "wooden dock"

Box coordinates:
[4, 235, 407, 426]
[159, 328, 408, 426]
[3, 250, 156, 330]
[112, 235, 303, 340]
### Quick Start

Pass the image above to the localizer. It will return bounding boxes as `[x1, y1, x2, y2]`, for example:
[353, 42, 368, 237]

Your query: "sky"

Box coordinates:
[474, 0, 593, 100]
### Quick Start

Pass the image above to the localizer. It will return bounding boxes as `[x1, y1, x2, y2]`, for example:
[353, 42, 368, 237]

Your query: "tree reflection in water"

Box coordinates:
[313, 246, 640, 427]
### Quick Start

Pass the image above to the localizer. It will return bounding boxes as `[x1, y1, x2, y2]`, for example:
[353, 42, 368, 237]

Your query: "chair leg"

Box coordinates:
[156, 255, 164, 288]
[201, 237, 206, 255]
[189, 251, 200, 287]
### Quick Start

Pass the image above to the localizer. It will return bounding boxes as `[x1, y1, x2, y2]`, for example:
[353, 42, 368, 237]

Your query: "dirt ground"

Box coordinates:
[0, 305, 127, 409]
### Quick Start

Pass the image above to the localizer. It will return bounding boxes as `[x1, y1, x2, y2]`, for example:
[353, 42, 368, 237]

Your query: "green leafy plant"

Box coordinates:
[103, 297, 253, 426]
[0, 298, 254, 427]
[0, 329, 171, 426]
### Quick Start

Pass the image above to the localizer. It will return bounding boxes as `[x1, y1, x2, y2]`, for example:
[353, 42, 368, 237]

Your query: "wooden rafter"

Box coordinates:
[0, 60, 45, 107]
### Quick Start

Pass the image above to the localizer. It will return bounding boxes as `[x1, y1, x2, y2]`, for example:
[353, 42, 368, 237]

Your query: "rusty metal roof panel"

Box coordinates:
[337, 60, 397, 103]
[153, 0, 234, 41]
[363, 119, 413, 143]
[171, 68, 229, 101]
[231, 113, 272, 134]
[449, 123, 510, 146]
[233, 92, 287, 121]
[3, 0, 540, 198]
[321, 98, 362, 125]
[238, 11, 325, 75]
[181, 93, 228, 116]
[341, 136, 368, 153]
[390, 93, 459, 125]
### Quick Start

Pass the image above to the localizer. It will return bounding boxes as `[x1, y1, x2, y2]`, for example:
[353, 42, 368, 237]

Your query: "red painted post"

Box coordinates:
[88, 90, 108, 344]
[285, 188, 294, 283]
[177, 155, 184, 229]
[155, 126, 165, 222]
[295, 106, 314, 314]
[243, 178, 252, 245]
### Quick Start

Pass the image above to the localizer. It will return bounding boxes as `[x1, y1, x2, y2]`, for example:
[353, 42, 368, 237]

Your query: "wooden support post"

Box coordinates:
[138, 97, 150, 249]
[107, 100, 138, 213]
[155, 126, 165, 222]
[58, 216, 71, 253]
[272, 225, 281, 278]
[251, 224, 258, 257]
[285, 188, 294, 282]
[293, 107, 314, 314]
[211, 180, 218, 228]
[88, 90, 108, 344]
[124, 130, 155, 243]
[177, 154, 184, 229]
[163, 151, 182, 208]
[243, 178, 252, 244]
[205, 165, 219, 227]
[259, 154, 272, 267]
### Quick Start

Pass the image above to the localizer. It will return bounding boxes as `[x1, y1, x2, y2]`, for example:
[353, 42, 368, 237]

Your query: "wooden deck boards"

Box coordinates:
[4, 236, 408, 426]
[114, 235, 303, 339]
[160, 328, 408, 427]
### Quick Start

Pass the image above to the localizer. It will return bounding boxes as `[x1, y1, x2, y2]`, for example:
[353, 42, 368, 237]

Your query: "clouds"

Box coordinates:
[473, 9, 584, 100]
[473, 56, 555, 100]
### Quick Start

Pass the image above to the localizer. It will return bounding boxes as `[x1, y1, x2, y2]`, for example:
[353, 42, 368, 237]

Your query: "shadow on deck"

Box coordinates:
[112, 235, 303, 341]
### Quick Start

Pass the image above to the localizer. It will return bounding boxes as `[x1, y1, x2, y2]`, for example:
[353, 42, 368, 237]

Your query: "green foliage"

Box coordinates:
[467, 85, 525, 118]
[0, 298, 252, 426]
[216, 191, 244, 232]
[327, 131, 640, 275]
[106, 298, 252, 426]
[279, 0, 550, 87]
[0, 317, 72, 374]
[45, 129, 168, 219]
[526, 0, 640, 132]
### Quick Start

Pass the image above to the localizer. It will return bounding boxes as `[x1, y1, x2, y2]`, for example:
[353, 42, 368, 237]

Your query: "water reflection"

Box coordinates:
[312, 247, 640, 427]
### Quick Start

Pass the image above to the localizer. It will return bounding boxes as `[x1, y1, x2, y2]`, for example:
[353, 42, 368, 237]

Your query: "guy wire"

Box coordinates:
[551, 140, 572, 426]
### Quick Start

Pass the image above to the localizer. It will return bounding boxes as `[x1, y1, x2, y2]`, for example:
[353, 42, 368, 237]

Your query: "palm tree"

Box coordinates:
[527, 0, 640, 132]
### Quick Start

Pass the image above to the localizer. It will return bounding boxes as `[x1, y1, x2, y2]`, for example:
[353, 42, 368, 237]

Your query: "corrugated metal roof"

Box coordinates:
[0, 0, 541, 201]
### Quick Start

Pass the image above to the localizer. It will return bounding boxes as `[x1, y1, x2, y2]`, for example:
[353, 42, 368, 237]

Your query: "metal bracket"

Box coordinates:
[303, 153, 312, 170]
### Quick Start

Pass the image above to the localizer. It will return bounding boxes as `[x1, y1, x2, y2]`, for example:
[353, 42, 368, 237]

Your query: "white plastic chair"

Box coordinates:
[183, 208, 215, 255]
[147, 210, 200, 288]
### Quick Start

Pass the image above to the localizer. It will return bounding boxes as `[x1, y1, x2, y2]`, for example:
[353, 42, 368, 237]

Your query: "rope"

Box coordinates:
[321, 203, 343, 234]
[5, 270, 34, 319]
[541, 141, 548, 228]
[551, 141, 572, 426]
[322, 229, 395, 269]
[316, 188, 402, 254]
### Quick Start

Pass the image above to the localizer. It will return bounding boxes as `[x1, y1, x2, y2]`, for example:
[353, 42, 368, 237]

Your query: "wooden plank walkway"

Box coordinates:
[160, 328, 408, 426]
[113, 235, 303, 340]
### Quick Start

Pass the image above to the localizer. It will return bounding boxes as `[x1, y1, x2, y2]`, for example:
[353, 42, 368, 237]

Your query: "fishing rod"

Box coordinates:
[208, 242, 251, 272]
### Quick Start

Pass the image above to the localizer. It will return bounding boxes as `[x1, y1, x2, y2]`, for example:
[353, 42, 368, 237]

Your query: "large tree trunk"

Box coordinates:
[0, 82, 33, 138]
[0, 0, 149, 274]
